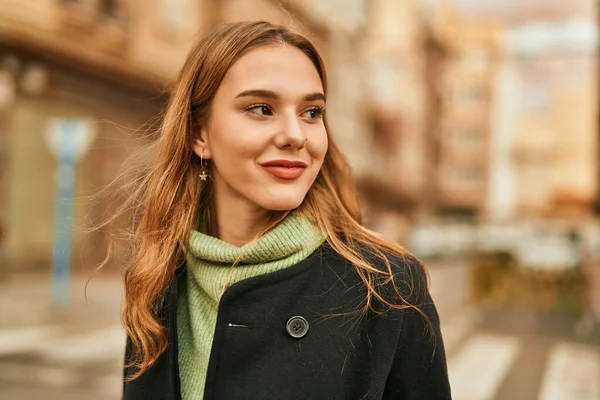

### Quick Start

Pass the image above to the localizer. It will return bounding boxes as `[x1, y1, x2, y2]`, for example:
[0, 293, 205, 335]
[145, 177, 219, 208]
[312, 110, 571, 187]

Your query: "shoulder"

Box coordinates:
[370, 248, 429, 309]
[320, 240, 429, 308]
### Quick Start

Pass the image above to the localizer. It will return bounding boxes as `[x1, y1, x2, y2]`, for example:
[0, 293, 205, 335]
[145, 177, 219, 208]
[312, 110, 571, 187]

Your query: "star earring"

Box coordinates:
[199, 150, 207, 181]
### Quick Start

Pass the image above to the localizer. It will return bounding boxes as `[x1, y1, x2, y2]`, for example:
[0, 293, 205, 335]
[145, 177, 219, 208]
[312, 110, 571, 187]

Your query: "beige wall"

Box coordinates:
[0, 0, 58, 31]
[435, 12, 500, 214]
[216, 0, 329, 61]
[550, 89, 597, 205]
[129, 0, 207, 80]
[359, 0, 428, 200]
[5, 99, 55, 265]
[367, 0, 423, 54]
[512, 115, 555, 214]
[512, 87, 597, 217]
[3, 64, 157, 269]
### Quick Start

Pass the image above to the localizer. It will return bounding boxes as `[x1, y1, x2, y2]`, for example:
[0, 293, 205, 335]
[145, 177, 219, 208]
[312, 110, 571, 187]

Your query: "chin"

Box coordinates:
[255, 188, 308, 211]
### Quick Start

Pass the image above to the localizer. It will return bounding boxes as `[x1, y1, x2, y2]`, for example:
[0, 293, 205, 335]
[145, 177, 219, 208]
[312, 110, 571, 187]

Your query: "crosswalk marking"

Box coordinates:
[37, 325, 125, 363]
[440, 308, 481, 355]
[0, 360, 78, 387]
[0, 324, 125, 363]
[448, 334, 521, 400]
[0, 326, 61, 356]
[538, 342, 600, 400]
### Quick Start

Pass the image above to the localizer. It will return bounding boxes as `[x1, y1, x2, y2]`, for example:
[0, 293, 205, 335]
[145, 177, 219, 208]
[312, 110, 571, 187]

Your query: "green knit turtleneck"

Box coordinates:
[177, 213, 326, 400]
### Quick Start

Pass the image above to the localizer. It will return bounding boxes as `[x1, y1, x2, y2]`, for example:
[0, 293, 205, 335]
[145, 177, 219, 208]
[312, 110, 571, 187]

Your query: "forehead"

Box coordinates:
[218, 44, 324, 97]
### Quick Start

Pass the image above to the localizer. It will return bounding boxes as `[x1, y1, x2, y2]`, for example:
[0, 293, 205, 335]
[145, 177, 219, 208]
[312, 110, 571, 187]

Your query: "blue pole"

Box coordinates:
[51, 119, 77, 307]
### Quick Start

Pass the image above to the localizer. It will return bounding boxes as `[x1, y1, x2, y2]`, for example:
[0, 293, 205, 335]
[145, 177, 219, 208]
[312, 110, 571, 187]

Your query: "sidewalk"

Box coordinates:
[0, 270, 125, 400]
[0, 270, 123, 331]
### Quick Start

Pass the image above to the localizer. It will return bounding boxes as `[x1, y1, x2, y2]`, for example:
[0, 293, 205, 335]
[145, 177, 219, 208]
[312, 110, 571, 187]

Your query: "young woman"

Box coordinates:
[121, 21, 451, 400]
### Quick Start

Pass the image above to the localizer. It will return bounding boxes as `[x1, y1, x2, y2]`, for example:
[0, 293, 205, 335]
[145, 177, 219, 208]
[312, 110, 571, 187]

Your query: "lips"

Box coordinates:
[261, 160, 307, 180]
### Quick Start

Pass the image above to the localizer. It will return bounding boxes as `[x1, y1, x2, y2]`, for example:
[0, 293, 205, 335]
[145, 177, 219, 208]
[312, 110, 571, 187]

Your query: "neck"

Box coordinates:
[218, 210, 270, 248]
[209, 188, 274, 248]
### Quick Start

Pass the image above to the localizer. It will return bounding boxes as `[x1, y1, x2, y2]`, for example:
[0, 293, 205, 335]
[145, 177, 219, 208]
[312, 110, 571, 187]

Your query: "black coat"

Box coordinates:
[123, 243, 452, 400]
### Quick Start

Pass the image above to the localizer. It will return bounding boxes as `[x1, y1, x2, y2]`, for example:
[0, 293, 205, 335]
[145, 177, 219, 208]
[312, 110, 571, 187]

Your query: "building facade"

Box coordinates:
[456, 0, 598, 221]
[431, 5, 501, 218]
[355, 0, 431, 239]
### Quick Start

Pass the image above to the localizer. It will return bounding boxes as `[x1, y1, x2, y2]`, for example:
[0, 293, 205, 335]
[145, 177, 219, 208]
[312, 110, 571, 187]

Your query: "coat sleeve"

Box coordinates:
[383, 258, 452, 399]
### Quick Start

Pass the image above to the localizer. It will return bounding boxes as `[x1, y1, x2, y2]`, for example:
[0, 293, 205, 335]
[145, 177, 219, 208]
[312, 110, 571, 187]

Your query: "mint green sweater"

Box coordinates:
[177, 214, 326, 400]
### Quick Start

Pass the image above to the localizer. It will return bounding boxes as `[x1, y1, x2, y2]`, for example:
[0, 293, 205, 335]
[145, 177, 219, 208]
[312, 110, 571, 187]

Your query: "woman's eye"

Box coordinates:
[302, 107, 325, 121]
[246, 104, 273, 116]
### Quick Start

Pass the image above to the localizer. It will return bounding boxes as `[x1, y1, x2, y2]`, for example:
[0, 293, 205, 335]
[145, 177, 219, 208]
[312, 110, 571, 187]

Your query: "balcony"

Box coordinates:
[57, 0, 130, 57]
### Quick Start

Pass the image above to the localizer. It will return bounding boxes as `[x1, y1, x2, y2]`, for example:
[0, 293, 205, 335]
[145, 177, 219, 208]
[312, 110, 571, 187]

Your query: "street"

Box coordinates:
[433, 260, 600, 400]
[0, 271, 124, 400]
[1, 262, 599, 400]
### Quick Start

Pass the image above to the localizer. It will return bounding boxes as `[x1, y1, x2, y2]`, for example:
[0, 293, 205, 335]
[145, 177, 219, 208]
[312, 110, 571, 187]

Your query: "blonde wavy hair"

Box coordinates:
[110, 21, 428, 380]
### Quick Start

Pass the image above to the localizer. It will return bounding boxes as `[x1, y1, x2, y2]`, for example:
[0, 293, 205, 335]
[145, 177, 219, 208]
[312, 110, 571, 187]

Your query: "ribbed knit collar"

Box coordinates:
[187, 213, 325, 265]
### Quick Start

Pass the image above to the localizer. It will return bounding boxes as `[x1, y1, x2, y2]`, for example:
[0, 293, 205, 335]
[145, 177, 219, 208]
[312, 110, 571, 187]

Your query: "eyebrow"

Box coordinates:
[235, 89, 325, 102]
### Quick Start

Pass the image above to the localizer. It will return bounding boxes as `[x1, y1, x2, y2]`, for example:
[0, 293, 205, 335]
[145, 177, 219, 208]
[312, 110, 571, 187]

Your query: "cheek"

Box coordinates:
[211, 120, 263, 161]
[312, 131, 328, 163]
[212, 144, 259, 182]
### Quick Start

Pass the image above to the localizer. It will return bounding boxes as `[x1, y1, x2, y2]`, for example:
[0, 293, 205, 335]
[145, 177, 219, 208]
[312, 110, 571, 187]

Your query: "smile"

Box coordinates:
[261, 160, 307, 180]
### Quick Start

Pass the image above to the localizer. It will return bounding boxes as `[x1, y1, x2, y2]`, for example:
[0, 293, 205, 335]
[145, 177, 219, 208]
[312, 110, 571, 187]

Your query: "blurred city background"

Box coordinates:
[1, 0, 599, 399]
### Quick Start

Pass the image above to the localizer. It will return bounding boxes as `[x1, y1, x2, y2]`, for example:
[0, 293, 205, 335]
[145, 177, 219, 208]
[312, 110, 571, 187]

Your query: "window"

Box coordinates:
[455, 129, 481, 145]
[98, 0, 128, 22]
[60, 0, 92, 8]
[461, 86, 484, 103]
[370, 112, 401, 156]
[99, 0, 119, 18]
[462, 166, 483, 182]
[449, 165, 483, 185]
[60, 0, 127, 22]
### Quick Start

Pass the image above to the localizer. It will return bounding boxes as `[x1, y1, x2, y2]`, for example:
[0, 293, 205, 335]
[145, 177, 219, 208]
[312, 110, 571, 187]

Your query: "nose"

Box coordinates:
[274, 113, 307, 150]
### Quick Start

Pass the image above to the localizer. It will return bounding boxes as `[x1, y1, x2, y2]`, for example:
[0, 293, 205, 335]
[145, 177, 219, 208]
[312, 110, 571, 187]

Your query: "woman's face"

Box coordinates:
[194, 44, 328, 213]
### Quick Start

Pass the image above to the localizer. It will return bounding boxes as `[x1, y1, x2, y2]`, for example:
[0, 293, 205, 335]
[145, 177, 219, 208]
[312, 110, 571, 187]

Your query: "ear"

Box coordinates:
[191, 127, 213, 160]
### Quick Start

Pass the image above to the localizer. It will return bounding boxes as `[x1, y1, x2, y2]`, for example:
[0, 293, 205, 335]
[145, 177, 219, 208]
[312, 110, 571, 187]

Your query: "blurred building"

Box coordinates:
[455, 0, 594, 26]
[0, 0, 173, 270]
[511, 114, 555, 217]
[548, 88, 597, 217]
[428, 1, 597, 222]
[500, 16, 597, 220]
[354, 0, 430, 239]
[428, 4, 502, 219]
[512, 78, 597, 219]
